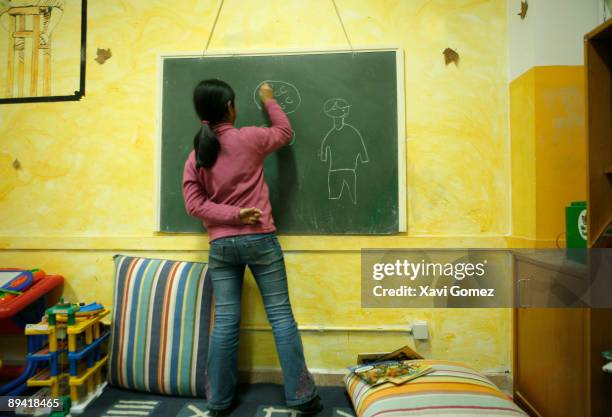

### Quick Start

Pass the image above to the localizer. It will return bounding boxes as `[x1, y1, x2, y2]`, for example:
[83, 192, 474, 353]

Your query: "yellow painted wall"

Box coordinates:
[534, 66, 587, 240]
[510, 69, 537, 241]
[0, 0, 512, 372]
[509, 66, 587, 246]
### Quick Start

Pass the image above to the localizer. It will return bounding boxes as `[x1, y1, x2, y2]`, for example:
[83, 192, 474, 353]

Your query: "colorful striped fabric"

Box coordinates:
[108, 255, 213, 397]
[345, 360, 527, 417]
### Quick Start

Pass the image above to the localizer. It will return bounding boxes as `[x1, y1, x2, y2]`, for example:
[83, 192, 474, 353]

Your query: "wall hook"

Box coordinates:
[443, 48, 460, 66]
[518, 1, 528, 20]
[95, 48, 112, 64]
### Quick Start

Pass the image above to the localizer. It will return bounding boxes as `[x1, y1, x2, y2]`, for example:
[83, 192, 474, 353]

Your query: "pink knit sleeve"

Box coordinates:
[182, 153, 242, 226]
[243, 99, 294, 155]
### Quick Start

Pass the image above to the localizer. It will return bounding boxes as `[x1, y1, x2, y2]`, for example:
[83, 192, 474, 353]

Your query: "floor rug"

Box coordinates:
[85, 383, 354, 417]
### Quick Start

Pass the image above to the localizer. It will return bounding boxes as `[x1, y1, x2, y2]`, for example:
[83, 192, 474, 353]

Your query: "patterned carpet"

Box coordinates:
[85, 383, 355, 417]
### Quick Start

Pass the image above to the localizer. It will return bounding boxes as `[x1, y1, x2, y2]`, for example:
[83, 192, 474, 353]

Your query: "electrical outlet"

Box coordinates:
[410, 320, 429, 340]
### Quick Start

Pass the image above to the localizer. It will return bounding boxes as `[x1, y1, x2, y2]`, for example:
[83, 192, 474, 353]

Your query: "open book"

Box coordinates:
[350, 360, 433, 386]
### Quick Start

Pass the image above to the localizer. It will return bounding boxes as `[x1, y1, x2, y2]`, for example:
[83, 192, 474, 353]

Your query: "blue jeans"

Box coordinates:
[206, 233, 317, 410]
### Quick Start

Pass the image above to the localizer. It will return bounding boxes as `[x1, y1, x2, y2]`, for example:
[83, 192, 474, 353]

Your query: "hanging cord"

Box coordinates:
[202, 0, 226, 56]
[201, 1, 354, 55]
[331, 0, 355, 53]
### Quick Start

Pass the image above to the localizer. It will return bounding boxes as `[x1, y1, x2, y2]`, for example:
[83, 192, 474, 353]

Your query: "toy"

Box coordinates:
[0, 271, 63, 395]
[0, 269, 45, 292]
[50, 396, 71, 417]
[52, 302, 105, 325]
[0, 269, 46, 304]
[0, 289, 20, 304]
[6, 299, 109, 415]
[11, 387, 68, 416]
[46, 298, 79, 325]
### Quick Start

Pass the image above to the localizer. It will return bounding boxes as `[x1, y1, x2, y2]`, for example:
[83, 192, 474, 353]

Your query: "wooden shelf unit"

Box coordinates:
[585, 19, 612, 247]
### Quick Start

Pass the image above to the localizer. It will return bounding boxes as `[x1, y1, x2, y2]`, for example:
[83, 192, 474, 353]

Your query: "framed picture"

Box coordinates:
[0, 0, 86, 104]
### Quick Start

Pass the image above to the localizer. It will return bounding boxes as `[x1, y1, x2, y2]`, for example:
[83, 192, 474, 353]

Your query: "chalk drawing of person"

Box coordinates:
[320, 98, 369, 204]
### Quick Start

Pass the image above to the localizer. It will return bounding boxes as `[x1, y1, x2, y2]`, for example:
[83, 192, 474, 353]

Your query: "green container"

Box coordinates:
[565, 201, 587, 263]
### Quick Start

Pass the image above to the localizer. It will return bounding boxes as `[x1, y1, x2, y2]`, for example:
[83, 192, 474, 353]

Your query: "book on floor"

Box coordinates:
[350, 360, 433, 386]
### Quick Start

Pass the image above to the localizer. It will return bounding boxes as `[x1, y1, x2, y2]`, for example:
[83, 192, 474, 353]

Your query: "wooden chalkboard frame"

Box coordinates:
[154, 46, 406, 234]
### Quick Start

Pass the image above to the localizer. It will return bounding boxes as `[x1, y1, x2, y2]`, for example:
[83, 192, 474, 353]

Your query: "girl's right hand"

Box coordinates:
[259, 83, 274, 103]
[239, 207, 262, 224]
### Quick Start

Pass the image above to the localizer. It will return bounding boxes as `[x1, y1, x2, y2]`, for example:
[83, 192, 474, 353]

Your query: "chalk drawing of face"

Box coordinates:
[323, 98, 351, 119]
[253, 80, 301, 114]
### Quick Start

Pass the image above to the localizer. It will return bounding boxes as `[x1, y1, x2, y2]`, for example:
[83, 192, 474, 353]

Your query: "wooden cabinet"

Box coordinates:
[513, 18, 612, 416]
[514, 306, 588, 416]
[585, 19, 612, 247]
[513, 254, 612, 417]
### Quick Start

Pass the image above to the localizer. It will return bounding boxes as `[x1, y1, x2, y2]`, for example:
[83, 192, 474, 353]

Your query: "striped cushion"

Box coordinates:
[345, 360, 527, 417]
[108, 255, 213, 397]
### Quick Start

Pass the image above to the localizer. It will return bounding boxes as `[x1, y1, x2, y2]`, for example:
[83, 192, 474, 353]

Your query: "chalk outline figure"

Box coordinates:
[320, 98, 369, 204]
[254, 80, 301, 146]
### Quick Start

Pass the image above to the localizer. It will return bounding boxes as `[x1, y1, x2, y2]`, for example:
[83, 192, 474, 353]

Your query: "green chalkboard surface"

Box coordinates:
[157, 49, 404, 234]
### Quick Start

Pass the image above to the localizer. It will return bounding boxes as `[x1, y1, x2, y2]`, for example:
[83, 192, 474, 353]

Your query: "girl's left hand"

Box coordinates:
[239, 207, 262, 224]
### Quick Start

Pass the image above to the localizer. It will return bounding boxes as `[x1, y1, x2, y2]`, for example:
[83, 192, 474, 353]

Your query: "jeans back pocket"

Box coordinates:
[248, 236, 283, 266]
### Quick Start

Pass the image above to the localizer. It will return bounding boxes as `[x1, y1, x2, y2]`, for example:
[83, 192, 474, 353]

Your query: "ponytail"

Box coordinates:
[192, 79, 235, 169]
[194, 124, 220, 168]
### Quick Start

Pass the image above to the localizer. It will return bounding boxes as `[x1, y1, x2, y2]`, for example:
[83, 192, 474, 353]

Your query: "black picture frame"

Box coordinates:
[0, 0, 87, 104]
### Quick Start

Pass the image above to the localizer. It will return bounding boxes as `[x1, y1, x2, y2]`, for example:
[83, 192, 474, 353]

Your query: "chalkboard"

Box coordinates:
[156, 49, 405, 234]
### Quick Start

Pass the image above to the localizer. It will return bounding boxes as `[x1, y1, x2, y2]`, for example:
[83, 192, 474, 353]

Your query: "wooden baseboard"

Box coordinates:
[239, 368, 513, 390]
[239, 368, 347, 386]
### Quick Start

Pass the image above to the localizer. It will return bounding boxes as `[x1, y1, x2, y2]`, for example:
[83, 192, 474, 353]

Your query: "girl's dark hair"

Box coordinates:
[193, 79, 235, 168]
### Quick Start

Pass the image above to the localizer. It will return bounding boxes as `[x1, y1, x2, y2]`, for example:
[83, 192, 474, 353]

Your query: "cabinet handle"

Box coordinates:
[517, 278, 531, 308]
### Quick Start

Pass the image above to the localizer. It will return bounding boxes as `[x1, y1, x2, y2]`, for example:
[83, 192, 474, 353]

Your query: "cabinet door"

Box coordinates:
[514, 255, 589, 416]
[514, 257, 589, 308]
[515, 305, 588, 417]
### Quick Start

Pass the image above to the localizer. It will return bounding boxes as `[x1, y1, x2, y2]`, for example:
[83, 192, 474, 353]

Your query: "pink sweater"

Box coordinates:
[182, 99, 293, 242]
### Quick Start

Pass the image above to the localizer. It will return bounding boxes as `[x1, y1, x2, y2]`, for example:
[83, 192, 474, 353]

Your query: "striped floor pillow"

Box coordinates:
[345, 360, 527, 417]
[108, 255, 213, 397]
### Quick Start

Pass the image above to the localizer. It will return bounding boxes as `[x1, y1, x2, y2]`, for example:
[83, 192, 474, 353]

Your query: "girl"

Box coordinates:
[182, 79, 321, 417]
